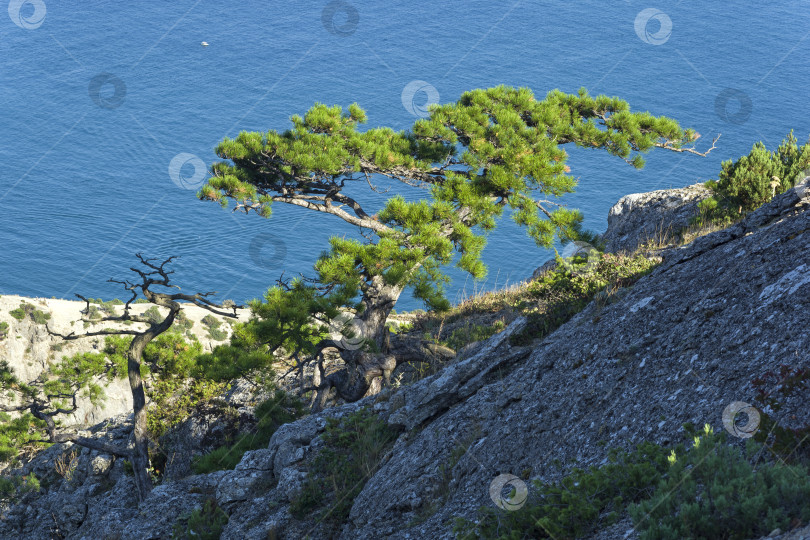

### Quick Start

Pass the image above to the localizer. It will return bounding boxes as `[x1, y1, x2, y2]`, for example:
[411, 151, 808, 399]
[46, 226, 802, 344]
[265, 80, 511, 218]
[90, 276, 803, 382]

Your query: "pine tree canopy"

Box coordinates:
[200, 86, 709, 313]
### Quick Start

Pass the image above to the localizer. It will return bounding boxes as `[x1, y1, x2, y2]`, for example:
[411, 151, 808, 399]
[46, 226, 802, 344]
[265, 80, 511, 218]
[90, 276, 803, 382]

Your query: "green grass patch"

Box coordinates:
[509, 253, 657, 346]
[444, 320, 505, 351]
[289, 408, 399, 527]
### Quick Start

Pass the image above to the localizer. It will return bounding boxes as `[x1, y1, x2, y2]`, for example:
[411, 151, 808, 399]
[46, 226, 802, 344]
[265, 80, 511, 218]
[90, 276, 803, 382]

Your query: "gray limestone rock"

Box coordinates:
[4, 179, 810, 540]
[602, 182, 712, 254]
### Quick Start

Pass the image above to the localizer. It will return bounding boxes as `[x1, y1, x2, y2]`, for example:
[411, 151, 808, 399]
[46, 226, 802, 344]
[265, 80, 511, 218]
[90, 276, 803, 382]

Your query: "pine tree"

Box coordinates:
[0, 255, 239, 502]
[704, 131, 810, 220]
[199, 86, 716, 409]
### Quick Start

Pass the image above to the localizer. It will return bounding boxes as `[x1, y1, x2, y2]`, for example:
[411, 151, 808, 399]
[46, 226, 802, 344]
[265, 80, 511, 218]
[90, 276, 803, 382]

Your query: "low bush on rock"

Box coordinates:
[455, 425, 810, 540]
[289, 407, 399, 528]
[201, 314, 228, 341]
[509, 252, 657, 346]
[0, 412, 49, 467]
[630, 426, 810, 540]
[0, 472, 40, 503]
[172, 497, 228, 540]
[454, 439, 671, 539]
[9, 302, 51, 324]
[697, 131, 810, 226]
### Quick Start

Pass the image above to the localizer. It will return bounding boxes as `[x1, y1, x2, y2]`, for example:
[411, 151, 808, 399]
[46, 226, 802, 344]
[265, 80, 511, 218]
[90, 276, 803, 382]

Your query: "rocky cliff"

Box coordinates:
[0, 296, 249, 428]
[601, 182, 711, 254]
[2, 179, 809, 539]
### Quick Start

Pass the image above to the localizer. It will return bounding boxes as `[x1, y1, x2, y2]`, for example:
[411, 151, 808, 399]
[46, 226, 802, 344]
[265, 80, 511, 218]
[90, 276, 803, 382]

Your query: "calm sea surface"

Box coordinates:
[1, 1, 808, 309]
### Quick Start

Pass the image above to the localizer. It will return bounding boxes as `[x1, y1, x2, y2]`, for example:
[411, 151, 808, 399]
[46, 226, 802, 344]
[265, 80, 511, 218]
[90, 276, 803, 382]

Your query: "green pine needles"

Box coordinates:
[630, 426, 810, 540]
[201, 86, 707, 312]
[454, 425, 810, 540]
[698, 131, 810, 225]
[198, 86, 712, 406]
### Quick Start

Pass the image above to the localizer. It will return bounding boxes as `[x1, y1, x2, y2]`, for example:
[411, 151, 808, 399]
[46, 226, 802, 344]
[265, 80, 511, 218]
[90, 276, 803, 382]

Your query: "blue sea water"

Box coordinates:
[1, 1, 808, 310]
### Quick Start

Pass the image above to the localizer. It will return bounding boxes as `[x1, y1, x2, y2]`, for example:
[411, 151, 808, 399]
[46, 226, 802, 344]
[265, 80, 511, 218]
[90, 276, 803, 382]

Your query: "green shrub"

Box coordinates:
[630, 426, 810, 540]
[387, 320, 413, 334]
[172, 497, 228, 540]
[0, 321, 8, 340]
[31, 309, 50, 325]
[173, 310, 194, 332]
[98, 300, 119, 315]
[192, 390, 306, 474]
[510, 253, 657, 346]
[143, 306, 163, 324]
[146, 379, 226, 441]
[9, 302, 51, 324]
[698, 131, 810, 225]
[454, 440, 671, 539]
[289, 408, 399, 525]
[143, 333, 202, 376]
[0, 410, 49, 466]
[201, 315, 227, 341]
[456, 425, 810, 540]
[207, 327, 227, 341]
[0, 473, 40, 502]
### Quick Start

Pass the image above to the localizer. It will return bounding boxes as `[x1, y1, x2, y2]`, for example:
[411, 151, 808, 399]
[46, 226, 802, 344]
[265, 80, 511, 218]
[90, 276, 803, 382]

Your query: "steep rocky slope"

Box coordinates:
[345, 179, 810, 539]
[2, 179, 809, 539]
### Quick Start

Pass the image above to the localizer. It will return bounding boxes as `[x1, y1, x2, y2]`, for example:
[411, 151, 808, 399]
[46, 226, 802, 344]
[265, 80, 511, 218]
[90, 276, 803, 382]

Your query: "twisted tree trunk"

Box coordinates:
[125, 332, 156, 503]
[312, 277, 453, 410]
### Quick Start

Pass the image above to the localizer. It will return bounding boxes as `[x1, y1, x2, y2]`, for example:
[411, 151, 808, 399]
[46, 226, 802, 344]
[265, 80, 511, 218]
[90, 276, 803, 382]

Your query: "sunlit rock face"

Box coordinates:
[602, 182, 712, 254]
[3, 180, 810, 540]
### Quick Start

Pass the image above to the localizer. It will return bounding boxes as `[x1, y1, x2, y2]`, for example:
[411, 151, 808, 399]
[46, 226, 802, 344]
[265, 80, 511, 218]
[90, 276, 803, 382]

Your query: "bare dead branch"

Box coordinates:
[654, 134, 720, 157]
